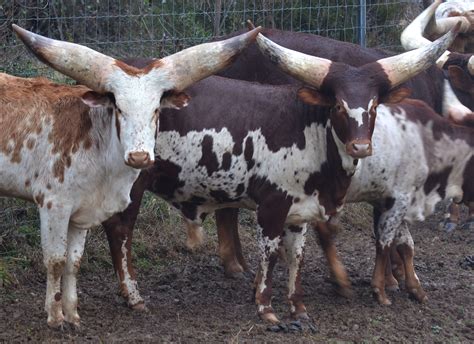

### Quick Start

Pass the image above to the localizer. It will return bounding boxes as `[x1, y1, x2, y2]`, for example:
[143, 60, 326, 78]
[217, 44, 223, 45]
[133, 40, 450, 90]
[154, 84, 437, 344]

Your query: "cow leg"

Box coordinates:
[395, 223, 427, 303]
[371, 199, 407, 306]
[254, 202, 289, 324]
[384, 252, 400, 292]
[184, 219, 205, 251]
[389, 245, 405, 284]
[313, 221, 352, 298]
[39, 205, 72, 328]
[103, 173, 149, 310]
[461, 202, 474, 230]
[372, 242, 392, 305]
[282, 224, 308, 319]
[440, 201, 459, 232]
[215, 208, 246, 278]
[62, 225, 87, 327]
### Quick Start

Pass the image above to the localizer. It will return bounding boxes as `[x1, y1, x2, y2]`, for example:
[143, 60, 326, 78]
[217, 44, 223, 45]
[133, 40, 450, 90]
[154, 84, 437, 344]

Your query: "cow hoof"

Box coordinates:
[224, 262, 245, 279]
[386, 284, 400, 292]
[385, 278, 400, 292]
[260, 311, 280, 324]
[373, 289, 392, 306]
[461, 219, 474, 231]
[409, 287, 428, 303]
[224, 270, 245, 279]
[439, 220, 457, 233]
[267, 323, 288, 333]
[130, 301, 148, 312]
[293, 311, 310, 321]
[335, 285, 353, 299]
[288, 319, 318, 334]
[64, 314, 81, 329]
[47, 316, 65, 329]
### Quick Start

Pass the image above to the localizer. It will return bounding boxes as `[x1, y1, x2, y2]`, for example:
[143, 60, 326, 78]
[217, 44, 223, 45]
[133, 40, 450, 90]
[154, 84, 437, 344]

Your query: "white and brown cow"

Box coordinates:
[101, 28, 458, 323]
[401, 0, 474, 231]
[196, 98, 473, 307]
[1, 25, 260, 328]
[339, 99, 473, 305]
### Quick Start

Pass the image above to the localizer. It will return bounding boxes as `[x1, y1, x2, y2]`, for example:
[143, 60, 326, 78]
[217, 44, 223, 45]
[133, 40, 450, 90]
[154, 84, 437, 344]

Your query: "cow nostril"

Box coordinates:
[128, 152, 151, 167]
[352, 143, 359, 151]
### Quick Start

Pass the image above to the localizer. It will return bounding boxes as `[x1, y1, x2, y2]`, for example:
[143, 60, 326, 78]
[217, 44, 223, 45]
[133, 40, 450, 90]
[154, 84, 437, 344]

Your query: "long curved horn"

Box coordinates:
[160, 27, 262, 91]
[429, 17, 472, 36]
[379, 22, 461, 88]
[12, 24, 115, 92]
[255, 33, 331, 88]
[401, 0, 442, 51]
[400, 0, 471, 68]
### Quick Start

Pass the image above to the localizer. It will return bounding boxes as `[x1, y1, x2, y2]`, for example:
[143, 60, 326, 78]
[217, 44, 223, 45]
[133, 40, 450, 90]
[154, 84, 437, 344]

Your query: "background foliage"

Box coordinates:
[1, 0, 423, 78]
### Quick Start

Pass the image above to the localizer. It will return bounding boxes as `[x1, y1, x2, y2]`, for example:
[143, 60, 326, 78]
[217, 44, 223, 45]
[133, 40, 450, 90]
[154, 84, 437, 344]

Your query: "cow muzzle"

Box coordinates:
[346, 140, 372, 158]
[126, 152, 154, 169]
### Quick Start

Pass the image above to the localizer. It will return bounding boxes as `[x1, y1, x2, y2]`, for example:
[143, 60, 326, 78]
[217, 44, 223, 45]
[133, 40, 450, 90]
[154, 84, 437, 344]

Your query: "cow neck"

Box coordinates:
[89, 107, 139, 185]
[327, 124, 358, 176]
[325, 126, 355, 211]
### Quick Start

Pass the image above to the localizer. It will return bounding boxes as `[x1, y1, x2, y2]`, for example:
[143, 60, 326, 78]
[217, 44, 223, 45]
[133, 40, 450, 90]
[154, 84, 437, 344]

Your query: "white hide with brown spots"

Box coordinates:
[0, 74, 141, 328]
[155, 122, 356, 226]
[346, 101, 472, 248]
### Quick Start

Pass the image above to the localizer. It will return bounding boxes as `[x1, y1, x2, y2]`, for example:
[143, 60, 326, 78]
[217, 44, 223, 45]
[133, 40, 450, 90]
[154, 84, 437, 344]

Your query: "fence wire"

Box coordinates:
[1, 0, 423, 79]
[0, 0, 424, 232]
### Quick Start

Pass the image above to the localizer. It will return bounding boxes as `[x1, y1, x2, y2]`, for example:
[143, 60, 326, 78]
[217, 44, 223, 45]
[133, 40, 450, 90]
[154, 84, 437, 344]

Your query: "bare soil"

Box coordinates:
[1, 202, 473, 343]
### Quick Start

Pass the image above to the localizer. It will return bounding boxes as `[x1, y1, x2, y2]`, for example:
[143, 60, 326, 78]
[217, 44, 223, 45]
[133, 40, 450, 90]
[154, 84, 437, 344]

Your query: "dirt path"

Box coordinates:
[1, 204, 473, 342]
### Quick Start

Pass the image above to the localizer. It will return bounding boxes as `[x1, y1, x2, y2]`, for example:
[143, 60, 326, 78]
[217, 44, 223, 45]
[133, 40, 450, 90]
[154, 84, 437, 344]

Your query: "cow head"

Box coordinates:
[256, 25, 458, 159]
[401, 0, 474, 114]
[13, 24, 261, 169]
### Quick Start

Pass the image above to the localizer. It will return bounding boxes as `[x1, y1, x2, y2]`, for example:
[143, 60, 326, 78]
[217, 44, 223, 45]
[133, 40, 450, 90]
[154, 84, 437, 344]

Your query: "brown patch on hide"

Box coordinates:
[424, 166, 453, 199]
[26, 138, 35, 150]
[0, 75, 94, 182]
[34, 192, 45, 207]
[114, 59, 163, 76]
[47, 201, 52, 209]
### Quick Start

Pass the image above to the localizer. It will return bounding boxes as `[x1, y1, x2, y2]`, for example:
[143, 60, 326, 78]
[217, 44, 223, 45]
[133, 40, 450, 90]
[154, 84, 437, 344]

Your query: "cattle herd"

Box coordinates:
[0, 0, 472, 332]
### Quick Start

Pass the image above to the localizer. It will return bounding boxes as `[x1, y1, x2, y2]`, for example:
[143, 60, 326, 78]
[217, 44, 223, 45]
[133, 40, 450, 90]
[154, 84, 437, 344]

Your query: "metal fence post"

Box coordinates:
[359, 0, 367, 47]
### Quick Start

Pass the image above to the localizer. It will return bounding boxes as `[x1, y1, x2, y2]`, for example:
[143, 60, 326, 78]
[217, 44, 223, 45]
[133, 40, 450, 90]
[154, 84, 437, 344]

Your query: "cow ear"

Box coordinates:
[161, 91, 191, 109]
[448, 65, 473, 92]
[297, 87, 335, 107]
[81, 91, 111, 108]
[381, 87, 411, 104]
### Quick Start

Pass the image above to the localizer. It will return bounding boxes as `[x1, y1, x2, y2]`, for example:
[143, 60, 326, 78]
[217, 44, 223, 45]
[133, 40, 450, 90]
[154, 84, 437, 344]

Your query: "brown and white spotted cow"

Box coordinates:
[1, 25, 260, 328]
[402, 0, 474, 231]
[335, 99, 473, 305]
[102, 28, 458, 323]
[194, 98, 474, 307]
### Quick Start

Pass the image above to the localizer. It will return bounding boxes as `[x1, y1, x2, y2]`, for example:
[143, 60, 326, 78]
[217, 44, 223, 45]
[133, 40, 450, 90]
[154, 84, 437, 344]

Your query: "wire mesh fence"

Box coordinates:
[1, 0, 424, 79]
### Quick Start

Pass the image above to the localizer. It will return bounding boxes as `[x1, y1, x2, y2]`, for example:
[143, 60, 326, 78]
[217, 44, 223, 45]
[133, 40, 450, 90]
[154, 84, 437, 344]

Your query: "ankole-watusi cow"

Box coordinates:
[401, 0, 474, 231]
[2, 24, 260, 328]
[101, 28, 458, 323]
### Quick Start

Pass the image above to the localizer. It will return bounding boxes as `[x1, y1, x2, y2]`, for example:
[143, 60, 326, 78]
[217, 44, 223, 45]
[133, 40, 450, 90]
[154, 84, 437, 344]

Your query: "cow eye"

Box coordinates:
[335, 104, 343, 112]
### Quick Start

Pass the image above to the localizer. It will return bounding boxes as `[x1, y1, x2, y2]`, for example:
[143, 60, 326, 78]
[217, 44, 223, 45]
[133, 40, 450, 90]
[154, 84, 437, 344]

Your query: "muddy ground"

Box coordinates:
[0, 201, 473, 343]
